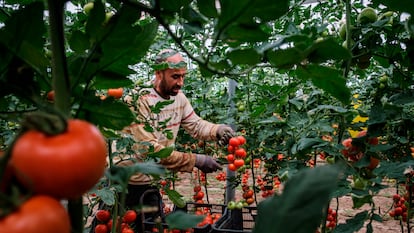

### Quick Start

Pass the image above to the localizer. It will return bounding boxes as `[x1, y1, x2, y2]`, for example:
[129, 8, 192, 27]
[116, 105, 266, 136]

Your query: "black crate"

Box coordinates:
[144, 202, 226, 233]
[211, 206, 257, 233]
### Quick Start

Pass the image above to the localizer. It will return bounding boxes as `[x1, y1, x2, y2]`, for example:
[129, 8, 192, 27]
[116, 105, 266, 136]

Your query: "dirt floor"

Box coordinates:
[166, 169, 409, 233]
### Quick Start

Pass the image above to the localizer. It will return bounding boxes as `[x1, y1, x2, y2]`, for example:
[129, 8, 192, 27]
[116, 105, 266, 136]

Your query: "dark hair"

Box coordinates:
[154, 49, 179, 64]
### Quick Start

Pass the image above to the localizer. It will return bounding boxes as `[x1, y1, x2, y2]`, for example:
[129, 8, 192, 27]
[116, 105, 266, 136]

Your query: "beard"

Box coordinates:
[159, 78, 181, 97]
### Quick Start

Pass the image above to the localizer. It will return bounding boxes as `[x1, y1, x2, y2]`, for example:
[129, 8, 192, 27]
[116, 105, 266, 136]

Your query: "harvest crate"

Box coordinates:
[211, 206, 257, 233]
[144, 202, 226, 233]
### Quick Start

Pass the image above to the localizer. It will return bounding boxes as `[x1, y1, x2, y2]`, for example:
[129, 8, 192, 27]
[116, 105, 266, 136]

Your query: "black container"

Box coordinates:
[211, 206, 257, 233]
[144, 202, 226, 233]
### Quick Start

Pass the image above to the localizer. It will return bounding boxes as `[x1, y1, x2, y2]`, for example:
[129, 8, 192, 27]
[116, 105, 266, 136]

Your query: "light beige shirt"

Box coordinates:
[116, 87, 220, 185]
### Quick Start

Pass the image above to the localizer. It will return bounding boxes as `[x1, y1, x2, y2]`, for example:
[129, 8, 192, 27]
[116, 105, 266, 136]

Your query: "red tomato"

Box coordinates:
[235, 148, 247, 158]
[229, 137, 240, 147]
[95, 224, 109, 233]
[11, 119, 107, 199]
[236, 135, 246, 145]
[122, 210, 137, 223]
[107, 88, 123, 99]
[194, 191, 204, 200]
[96, 210, 111, 223]
[228, 163, 237, 171]
[226, 154, 235, 162]
[0, 195, 70, 233]
[193, 185, 202, 192]
[122, 228, 134, 233]
[234, 159, 245, 168]
[46, 90, 55, 101]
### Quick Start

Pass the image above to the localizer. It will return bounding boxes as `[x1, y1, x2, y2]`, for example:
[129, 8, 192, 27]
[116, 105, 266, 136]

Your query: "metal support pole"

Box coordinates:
[225, 78, 237, 204]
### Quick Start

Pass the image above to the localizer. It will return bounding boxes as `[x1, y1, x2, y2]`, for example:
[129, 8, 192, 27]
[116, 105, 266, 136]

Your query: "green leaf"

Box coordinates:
[158, 0, 192, 13]
[266, 48, 304, 68]
[306, 38, 352, 63]
[80, 98, 135, 130]
[128, 162, 166, 176]
[95, 187, 116, 206]
[165, 189, 186, 209]
[227, 48, 261, 66]
[334, 211, 368, 233]
[296, 65, 351, 105]
[0, 2, 48, 75]
[197, 0, 218, 18]
[147, 147, 174, 159]
[68, 30, 90, 53]
[85, 0, 106, 39]
[151, 100, 174, 114]
[94, 71, 134, 89]
[223, 24, 270, 43]
[254, 165, 341, 233]
[294, 137, 327, 153]
[165, 210, 204, 229]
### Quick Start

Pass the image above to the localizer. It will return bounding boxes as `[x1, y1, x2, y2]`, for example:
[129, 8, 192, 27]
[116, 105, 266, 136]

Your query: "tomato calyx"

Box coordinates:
[21, 111, 68, 136]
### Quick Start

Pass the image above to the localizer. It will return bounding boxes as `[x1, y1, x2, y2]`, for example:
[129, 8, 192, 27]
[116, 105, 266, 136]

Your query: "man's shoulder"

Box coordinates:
[138, 87, 158, 99]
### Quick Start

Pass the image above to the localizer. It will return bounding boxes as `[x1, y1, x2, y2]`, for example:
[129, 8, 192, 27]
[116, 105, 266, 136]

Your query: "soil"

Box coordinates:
[166, 169, 408, 233]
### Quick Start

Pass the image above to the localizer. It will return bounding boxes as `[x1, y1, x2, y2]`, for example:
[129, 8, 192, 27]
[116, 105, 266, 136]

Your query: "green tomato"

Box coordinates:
[227, 201, 236, 210]
[236, 201, 244, 209]
[83, 2, 94, 15]
[357, 7, 378, 24]
[353, 177, 367, 190]
[326, 156, 335, 164]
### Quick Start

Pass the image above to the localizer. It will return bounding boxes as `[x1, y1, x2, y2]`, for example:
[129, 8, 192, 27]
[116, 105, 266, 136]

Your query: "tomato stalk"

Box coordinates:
[46, 0, 82, 233]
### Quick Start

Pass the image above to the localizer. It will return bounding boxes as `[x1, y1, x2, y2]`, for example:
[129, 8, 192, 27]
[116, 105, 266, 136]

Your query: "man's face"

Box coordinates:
[154, 52, 187, 98]
[156, 67, 187, 98]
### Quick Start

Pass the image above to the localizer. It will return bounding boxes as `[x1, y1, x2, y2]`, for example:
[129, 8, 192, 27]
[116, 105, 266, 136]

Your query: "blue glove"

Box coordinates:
[217, 125, 236, 146]
[195, 154, 221, 173]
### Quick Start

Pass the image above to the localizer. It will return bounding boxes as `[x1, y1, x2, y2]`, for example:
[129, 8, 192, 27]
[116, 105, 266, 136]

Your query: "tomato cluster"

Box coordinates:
[341, 130, 380, 169]
[193, 207, 221, 227]
[215, 171, 226, 181]
[389, 194, 409, 222]
[241, 187, 254, 206]
[256, 175, 277, 198]
[192, 185, 205, 203]
[94, 209, 137, 233]
[226, 136, 247, 171]
[325, 208, 337, 229]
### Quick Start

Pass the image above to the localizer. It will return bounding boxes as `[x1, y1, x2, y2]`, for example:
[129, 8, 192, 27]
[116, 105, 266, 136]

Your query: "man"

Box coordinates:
[121, 49, 235, 230]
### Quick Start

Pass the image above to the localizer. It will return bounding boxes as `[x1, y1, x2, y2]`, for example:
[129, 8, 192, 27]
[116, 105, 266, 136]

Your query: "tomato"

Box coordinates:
[226, 154, 235, 162]
[96, 210, 111, 223]
[228, 163, 237, 171]
[194, 191, 204, 200]
[228, 137, 240, 147]
[122, 228, 134, 233]
[235, 148, 247, 158]
[11, 119, 107, 199]
[46, 90, 55, 101]
[236, 136, 246, 145]
[122, 210, 137, 223]
[245, 197, 254, 205]
[193, 185, 201, 192]
[95, 224, 109, 233]
[107, 88, 123, 99]
[0, 195, 70, 233]
[233, 159, 245, 168]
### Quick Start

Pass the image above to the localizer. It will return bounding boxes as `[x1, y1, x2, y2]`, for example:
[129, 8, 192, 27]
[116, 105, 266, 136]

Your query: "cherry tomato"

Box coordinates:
[226, 154, 235, 162]
[229, 137, 240, 147]
[96, 210, 111, 223]
[0, 195, 71, 233]
[11, 119, 108, 199]
[107, 88, 123, 99]
[193, 185, 202, 192]
[234, 159, 245, 168]
[122, 210, 137, 223]
[95, 224, 109, 233]
[228, 163, 237, 171]
[46, 90, 55, 101]
[236, 135, 246, 145]
[235, 148, 247, 158]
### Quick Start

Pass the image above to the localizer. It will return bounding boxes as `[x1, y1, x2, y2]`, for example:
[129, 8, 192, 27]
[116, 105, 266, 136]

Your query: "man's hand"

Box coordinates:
[217, 125, 235, 146]
[195, 154, 221, 173]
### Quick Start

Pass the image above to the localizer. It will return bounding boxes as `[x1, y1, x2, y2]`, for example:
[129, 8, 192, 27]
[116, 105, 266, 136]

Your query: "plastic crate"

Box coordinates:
[144, 202, 226, 233]
[211, 206, 257, 233]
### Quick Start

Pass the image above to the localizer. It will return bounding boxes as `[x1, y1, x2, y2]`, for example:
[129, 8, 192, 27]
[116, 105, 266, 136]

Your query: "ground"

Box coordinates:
[166, 169, 408, 233]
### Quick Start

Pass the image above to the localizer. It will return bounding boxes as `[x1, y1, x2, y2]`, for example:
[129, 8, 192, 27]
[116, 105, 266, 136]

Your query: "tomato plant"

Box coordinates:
[10, 119, 107, 199]
[0, 195, 71, 233]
